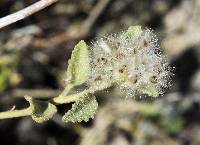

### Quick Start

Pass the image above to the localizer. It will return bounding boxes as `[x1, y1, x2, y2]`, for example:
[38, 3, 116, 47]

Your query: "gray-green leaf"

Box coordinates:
[66, 40, 90, 85]
[25, 96, 57, 123]
[62, 94, 98, 123]
[136, 84, 159, 97]
[126, 25, 142, 37]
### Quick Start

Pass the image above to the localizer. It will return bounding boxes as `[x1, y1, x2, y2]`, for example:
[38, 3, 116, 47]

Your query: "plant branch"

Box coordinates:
[52, 81, 113, 104]
[0, 82, 112, 119]
[32, 0, 111, 47]
[81, 0, 111, 35]
[0, 0, 58, 29]
[52, 89, 90, 104]
[12, 88, 60, 99]
[51, 84, 82, 104]
[0, 107, 31, 119]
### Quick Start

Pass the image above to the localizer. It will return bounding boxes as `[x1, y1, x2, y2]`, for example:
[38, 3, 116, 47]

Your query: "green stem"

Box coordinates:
[0, 81, 113, 120]
[51, 84, 74, 104]
[52, 81, 112, 104]
[52, 89, 91, 104]
[0, 107, 31, 119]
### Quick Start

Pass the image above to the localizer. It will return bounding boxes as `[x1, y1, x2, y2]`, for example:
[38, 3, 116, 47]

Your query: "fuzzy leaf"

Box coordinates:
[136, 84, 159, 97]
[126, 25, 142, 37]
[62, 94, 98, 123]
[25, 96, 57, 123]
[66, 40, 90, 85]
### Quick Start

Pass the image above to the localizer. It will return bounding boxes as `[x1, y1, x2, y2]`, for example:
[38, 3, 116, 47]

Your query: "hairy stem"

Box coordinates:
[51, 84, 85, 104]
[0, 0, 57, 29]
[52, 82, 113, 104]
[0, 82, 112, 119]
[0, 107, 31, 119]
[52, 89, 91, 104]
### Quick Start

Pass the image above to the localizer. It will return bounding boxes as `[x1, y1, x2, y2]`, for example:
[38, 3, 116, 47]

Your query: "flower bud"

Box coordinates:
[88, 26, 171, 97]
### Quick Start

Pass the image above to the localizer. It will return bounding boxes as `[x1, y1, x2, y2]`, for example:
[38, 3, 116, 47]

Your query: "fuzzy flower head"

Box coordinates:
[88, 26, 171, 97]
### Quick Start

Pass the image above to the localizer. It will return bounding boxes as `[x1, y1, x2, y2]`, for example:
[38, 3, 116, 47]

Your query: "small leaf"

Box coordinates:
[136, 84, 159, 97]
[126, 25, 142, 37]
[25, 96, 57, 123]
[62, 94, 98, 123]
[66, 40, 90, 85]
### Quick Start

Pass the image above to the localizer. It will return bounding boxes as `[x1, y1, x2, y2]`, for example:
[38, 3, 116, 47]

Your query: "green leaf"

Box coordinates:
[126, 25, 142, 37]
[62, 94, 98, 123]
[66, 40, 90, 85]
[136, 84, 159, 97]
[25, 96, 57, 123]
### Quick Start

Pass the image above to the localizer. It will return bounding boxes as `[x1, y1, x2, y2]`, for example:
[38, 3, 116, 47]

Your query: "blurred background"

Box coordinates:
[0, 0, 200, 145]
